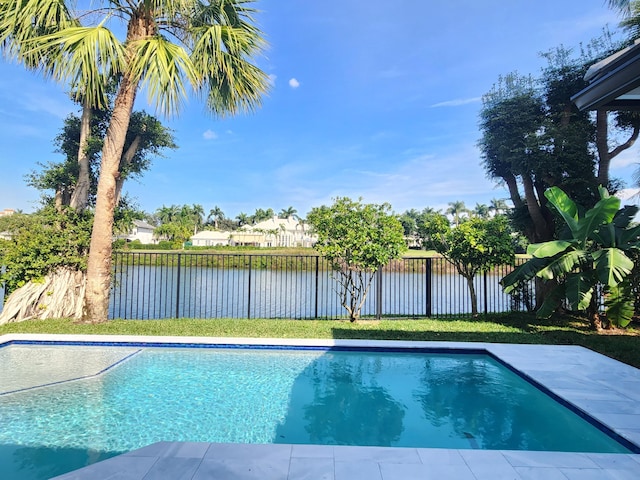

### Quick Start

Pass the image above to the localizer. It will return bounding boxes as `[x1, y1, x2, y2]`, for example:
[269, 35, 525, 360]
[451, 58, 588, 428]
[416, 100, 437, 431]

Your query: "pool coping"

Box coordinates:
[2, 333, 640, 479]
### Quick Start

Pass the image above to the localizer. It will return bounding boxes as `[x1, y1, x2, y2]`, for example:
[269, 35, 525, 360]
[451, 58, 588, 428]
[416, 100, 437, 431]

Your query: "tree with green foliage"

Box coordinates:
[27, 109, 176, 215]
[153, 204, 205, 246]
[0, 208, 92, 323]
[446, 201, 468, 227]
[307, 197, 407, 322]
[421, 215, 515, 316]
[479, 38, 640, 247]
[236, 212, 250, 227]
[251, 208, 275, 224]
[207, 206, 225, 229]
[278, 206, 298, 219]
[502, 186, 640, 330]
[0, 0, 269, 323]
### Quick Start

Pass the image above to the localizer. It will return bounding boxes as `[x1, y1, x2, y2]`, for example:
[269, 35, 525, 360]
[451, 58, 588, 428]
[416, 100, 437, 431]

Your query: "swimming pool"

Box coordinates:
[1, 336, 637, 480]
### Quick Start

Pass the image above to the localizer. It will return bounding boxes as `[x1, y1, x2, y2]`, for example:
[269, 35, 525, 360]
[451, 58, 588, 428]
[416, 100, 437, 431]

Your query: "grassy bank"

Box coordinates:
[1, 313, 638, 368]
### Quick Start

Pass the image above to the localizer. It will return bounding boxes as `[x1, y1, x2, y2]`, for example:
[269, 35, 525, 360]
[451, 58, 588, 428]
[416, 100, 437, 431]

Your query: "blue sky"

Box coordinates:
[0, 0, 637, 220]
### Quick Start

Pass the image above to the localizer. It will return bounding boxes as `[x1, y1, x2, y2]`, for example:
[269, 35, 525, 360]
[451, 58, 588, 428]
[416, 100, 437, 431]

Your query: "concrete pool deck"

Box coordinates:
[1, 334, 639, 479]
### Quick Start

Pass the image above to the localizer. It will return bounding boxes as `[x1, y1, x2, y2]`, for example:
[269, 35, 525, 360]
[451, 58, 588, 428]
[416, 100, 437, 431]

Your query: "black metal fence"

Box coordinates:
[109, 252, 533, 320]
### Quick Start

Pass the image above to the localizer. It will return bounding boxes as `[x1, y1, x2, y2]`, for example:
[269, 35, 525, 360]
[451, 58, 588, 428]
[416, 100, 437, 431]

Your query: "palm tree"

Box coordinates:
[156, 205, 181, 225]
[472, 203, 490, 219]
[236, 212, 250, 227]
[446, 201, 468, 227]
[608, 0, 632, 16]
[279, 206, 298, 219]
[489, 198, 509, 216]
[0, 1, 269, 322]
[208, 206, 225, 229]
[184, 204, 205, 234]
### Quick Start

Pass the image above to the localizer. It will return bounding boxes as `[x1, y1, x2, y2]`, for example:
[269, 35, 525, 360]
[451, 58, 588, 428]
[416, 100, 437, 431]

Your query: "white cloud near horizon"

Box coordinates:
[289, 78, 300, 88]
[430, 97, 482, 108]
[203, 129, 218, 140]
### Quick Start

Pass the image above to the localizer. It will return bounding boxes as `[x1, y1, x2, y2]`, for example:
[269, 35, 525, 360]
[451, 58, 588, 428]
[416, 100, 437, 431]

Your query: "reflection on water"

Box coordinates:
[275, 352, 630, 452]
[276, 355, 405, 446]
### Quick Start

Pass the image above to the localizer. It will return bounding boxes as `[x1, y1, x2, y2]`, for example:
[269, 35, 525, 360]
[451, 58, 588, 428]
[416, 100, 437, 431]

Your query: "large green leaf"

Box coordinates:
[565, 273, 594, 311]
[592, 248, 634, 287]
[613, 205, 638, 229]
[605, 283, 634, 327]
[577, 194, 620, 244]
[545, 187, 579, 236]
[536, 283, 566, 319]
[536, 250, 584, 280]
[619, 224, 640, 248]
[501, 257, 549, 294]
[527, 240, 574, 258]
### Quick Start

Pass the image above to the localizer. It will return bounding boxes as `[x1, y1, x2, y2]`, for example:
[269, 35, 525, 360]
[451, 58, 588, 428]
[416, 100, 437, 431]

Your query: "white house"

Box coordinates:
[118, 219, 157, 244]
[191, 230, 231, 247]
[241, 216, 316, 248]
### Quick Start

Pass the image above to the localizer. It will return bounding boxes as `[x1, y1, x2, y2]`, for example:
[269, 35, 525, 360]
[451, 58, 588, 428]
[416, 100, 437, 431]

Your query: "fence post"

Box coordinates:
[314, 256, 319, 319]
[376, 268, 383, 319]
[175, 253, 182, 318]
[483, 270, 488, 315]
[425, 258, 432, 317]
[247, 255, 252, 319]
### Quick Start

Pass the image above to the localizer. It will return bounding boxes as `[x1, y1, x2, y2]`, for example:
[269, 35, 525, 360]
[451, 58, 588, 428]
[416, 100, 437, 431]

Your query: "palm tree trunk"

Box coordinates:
[83, 76, 138, 323]
[70, 102, 93, 212]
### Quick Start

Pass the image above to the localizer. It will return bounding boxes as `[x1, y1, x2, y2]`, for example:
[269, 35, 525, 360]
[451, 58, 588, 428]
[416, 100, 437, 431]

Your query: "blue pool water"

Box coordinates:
[0, 343, 632, 479]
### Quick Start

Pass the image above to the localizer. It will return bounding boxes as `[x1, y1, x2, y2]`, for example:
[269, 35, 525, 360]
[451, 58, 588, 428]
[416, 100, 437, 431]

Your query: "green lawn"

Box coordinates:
[1, 313, 638, 368]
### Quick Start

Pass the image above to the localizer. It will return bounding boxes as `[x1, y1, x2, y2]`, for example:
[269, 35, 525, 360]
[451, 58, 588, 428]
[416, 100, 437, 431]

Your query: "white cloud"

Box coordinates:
[430, 97, 482, 108]
[203, 129, 218, 140]
[289, 78, 300, 88]
[268, 74, 277, 86]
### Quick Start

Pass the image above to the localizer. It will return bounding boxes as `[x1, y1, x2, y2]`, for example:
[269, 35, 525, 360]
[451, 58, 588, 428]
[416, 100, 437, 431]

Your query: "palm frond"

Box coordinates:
[29, 25, 125, 109]
[128, 36, 195, 117]
[0, 0, 77, 73]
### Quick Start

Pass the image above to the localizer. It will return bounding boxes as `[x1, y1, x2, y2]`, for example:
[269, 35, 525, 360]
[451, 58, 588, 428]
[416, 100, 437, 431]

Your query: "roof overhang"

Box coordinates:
[572, 41, 640, 111]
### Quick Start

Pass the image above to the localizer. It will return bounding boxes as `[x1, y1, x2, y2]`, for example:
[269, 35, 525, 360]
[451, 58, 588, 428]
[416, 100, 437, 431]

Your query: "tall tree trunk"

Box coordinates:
[596, 110, 611, 187]
[522, 174, 552, 242]
[504, 172, 524, 209]
[114, 134, 141, 205]
[82, 77, 138, 323]
[596, 109, 639, 187]
[82, 11, 154, 323]
[69, 102, 93, 212]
